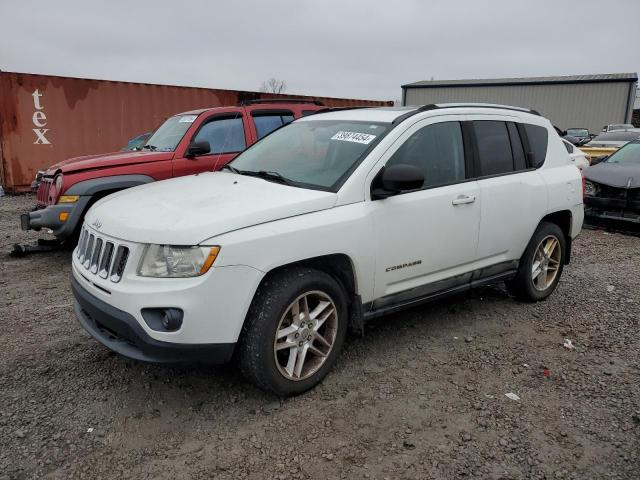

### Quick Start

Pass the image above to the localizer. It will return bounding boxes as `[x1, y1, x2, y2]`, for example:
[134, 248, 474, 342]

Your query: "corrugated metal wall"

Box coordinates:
[0, 72, 392, 192]
[403, 82, 633, 133]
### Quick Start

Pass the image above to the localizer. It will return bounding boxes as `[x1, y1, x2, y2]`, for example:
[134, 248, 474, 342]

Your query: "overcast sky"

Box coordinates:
[1, 0, 638, 102]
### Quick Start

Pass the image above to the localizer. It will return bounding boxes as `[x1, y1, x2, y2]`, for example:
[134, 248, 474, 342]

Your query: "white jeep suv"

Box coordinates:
[71, 104, 584, 395]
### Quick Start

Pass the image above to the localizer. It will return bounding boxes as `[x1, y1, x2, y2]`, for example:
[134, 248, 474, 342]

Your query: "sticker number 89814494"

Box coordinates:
[331, 131, 377, 144]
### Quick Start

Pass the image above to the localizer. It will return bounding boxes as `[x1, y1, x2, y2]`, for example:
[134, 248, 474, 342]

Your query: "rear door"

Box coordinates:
[172, 111, 249, 177]
[470, 118, 548, 265]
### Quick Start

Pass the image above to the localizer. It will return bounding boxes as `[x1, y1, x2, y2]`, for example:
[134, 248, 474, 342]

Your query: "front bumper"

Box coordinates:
[72, 275, 236, 363]
[585, 194, 640, 224]
[21, 197, 90, 239]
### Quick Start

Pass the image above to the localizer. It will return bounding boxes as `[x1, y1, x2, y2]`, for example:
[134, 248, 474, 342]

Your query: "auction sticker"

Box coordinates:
[331, 131, 376, 144]
[179, 115, 198, 123]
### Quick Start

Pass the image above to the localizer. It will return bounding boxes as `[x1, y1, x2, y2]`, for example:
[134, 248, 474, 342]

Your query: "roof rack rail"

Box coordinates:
[392, 103, 541, 125]
[307, 106, 373, 116]
[237, 98, 325, 106]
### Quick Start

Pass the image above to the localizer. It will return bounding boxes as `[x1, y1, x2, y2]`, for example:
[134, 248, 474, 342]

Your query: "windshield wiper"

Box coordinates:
[221, 164, 241, 174]
[239, 170, 294, 186]
[142, 144, 157, 151]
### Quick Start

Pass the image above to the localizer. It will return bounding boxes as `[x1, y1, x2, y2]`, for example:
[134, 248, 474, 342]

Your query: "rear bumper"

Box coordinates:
[21, 197, 90, 239]
[71, 275, 235, 364]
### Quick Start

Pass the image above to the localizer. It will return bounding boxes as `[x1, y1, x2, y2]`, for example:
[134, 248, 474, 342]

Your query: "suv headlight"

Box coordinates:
[138, 245, 220, 278]
[584, 180, 598, 196]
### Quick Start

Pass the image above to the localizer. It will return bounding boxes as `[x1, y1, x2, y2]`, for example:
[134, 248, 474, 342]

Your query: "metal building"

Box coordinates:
[402, 73, 638, 133]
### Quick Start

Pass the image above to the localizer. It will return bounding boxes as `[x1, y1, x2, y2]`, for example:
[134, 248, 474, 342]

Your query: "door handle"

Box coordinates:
[452, 194, 476, 206]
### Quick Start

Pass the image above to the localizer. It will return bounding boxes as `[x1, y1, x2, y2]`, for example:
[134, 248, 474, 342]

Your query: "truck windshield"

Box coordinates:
[229, 120, 389, 191]
[144, 115, 198, 151]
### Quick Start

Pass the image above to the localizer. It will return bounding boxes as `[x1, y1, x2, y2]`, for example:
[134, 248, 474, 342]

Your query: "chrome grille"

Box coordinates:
[76, 226, 129, 283]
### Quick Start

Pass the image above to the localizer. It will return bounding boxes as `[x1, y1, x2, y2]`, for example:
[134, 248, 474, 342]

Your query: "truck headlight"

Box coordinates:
[54, 174, 63, 190]
[584, 180, 598, 196]
[138, 245, 220, 278]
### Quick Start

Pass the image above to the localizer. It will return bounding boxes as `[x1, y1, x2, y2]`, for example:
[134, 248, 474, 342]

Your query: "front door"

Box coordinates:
[369, 118, 481, 309]
[173, 113, 249, 177]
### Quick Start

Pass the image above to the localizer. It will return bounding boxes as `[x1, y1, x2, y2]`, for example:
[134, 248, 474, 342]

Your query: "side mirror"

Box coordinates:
[371, 164, 424, 200]
[186, 140, 211, 158]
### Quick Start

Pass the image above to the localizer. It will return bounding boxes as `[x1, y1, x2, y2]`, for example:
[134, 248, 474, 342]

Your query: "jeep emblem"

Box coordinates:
[92, 219, 103, 229]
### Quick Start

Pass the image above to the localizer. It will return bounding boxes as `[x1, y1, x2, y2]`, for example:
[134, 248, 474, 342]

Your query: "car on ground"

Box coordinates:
[20, 100, 325, 243]
[71, 103, 584, 395]
[583, 140, 640, 223]
[564, 128, 593, 146]
[580, 131, 640, 164]
[601, 124, 635, 132]
[122, 132, 153, 151]
[562, 139, 590, 169]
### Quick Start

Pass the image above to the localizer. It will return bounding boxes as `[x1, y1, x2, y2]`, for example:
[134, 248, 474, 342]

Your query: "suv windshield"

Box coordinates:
[567, 129, 589, 137]
[606, 142, 640, 165]
[144, 114, 199, 151]
[229, 120, 389, 191]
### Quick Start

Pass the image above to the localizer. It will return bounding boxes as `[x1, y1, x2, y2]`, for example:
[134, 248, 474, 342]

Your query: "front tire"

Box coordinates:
[507, 222, 566, 302]
[238, 267, 348, 396]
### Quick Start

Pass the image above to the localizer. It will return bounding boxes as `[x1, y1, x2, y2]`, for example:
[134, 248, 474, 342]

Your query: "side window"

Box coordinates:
[387, 121, 465, 188]
[193, 117, 246, 154]
[302, 110, 318, 117]
[253, 112, 294, 139]
[507, 122, 527, 171]
[474, 121, 514, 176]
[523, 124, 549, 168]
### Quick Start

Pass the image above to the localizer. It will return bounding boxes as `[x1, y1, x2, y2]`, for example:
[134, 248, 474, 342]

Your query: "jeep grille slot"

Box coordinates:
[110, 246, 129, 283]
[90, 238, 103, 274]
[98, 242, 115, 279]
[76, 226, 130, 283]
[77, 227, 89, 262]
[83, 235, 95, 269]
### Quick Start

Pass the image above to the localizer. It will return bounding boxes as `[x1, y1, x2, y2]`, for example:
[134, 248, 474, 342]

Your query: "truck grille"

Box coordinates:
[77, 227, 130, 283]
[36, 178, 53, 206]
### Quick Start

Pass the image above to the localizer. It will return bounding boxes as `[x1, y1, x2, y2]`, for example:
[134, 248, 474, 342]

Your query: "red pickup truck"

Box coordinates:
[21, 100, 324, 244]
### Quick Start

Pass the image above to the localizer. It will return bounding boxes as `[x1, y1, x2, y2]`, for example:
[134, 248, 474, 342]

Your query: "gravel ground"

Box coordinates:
[1, 194, 639, 480]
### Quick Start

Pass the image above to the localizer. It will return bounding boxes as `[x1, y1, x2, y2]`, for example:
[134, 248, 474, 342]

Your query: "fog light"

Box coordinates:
[59, 212, 69, 222]
[141, 308, 184, 332]
[161, 309, 183, 331]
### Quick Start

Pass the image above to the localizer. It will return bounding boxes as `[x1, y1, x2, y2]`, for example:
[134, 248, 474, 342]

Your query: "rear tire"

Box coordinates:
[507, 222, 566, 302]
[238, 267, 348, 396]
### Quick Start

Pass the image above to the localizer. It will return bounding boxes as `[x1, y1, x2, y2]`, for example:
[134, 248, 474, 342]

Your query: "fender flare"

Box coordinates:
[65, 174, 155, 196]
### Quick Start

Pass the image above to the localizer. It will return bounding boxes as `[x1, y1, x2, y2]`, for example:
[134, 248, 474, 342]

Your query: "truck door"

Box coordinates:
[172, 112, 250, 177]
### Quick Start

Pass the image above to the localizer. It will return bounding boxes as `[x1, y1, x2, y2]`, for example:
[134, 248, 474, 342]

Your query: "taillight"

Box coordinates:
[581, 171, 586, 199]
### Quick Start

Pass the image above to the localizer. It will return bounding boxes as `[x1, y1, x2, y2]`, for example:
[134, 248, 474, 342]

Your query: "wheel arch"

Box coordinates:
[252, 253, 364, 333]
[539, 209, 573, 264]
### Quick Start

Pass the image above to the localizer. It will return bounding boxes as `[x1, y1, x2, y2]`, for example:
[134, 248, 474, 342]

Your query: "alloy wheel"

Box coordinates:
[273, 291, 338, 381]
[531, 235, 561, 291]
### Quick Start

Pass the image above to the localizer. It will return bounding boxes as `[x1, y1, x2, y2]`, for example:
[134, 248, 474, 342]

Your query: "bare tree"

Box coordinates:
[259, 78, 287, 94]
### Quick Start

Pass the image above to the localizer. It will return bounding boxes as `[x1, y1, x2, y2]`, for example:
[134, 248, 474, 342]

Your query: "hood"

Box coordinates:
[49, 151, 173, 174]
[85, 172, 337, 244]
[584, 162, 640, 188]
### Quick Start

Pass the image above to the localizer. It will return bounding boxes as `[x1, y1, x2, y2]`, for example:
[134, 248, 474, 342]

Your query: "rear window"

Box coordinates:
[474, 121, 514, 176]
[523, 124, 548, 168]
[253, 112, 294, 139]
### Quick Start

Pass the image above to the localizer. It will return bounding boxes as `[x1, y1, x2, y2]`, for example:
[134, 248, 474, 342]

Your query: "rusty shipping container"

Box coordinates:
[0, 72, 393, 192]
